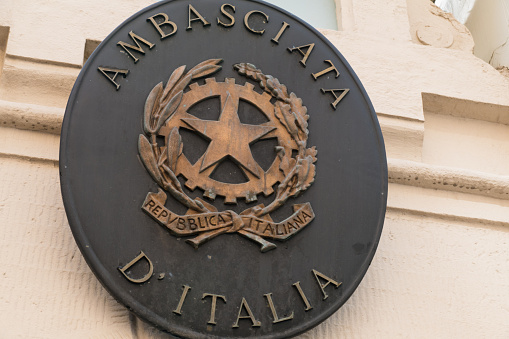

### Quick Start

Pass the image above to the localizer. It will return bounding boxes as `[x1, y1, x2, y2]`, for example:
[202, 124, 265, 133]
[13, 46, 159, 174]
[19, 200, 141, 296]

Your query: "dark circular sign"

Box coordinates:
[60, 0, 387, 338]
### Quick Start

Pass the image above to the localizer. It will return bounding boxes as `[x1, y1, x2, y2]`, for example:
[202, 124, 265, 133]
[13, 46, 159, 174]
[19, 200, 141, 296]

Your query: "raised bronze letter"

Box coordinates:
[173, 285, 192, 315]
[232, 297, 261, 328]
[271, 21, 290, 44]
[287, 43, 315, 66]
[312, 269, 342, 300]
[97, 67, 129, 90]
[117, 31, 155, 63]
[202, 293, 227, 325]
[244, 10, 269, 35]
[292, 281, 313, 311]
[188, 4, 211, 30]
[321, 88, 350, 110]
[217, 4, 236, 27]
[147, 13, 178, 39]
[312, 60, 339, 80]
[118, 251, 153, 283]
[264, 293, 294, 323]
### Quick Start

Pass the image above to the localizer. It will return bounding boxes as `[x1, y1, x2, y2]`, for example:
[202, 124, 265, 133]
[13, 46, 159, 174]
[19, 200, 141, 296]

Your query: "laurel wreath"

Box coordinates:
[138, 59, 317, 245]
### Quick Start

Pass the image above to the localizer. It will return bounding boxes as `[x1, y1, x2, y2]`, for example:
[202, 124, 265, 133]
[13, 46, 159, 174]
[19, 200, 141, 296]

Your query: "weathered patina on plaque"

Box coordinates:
[139, 59, 317, 251]
[60, 1, 387, 338]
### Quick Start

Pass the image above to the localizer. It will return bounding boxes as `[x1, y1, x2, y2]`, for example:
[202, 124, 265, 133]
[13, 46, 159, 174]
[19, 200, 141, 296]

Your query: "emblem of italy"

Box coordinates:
[139, 59, 317, 252]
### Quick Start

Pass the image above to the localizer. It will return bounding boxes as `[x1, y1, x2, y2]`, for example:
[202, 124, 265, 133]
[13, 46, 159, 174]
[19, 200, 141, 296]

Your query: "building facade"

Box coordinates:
[0, 0, 507, 338]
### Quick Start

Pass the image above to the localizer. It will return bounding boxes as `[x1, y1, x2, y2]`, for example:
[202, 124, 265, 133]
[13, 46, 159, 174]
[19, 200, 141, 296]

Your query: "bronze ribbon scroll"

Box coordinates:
[142, 189, 315, 249]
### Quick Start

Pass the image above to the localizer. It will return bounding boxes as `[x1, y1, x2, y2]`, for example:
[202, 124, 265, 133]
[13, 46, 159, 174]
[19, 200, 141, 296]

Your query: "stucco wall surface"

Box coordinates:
[0, 0, 508, 338]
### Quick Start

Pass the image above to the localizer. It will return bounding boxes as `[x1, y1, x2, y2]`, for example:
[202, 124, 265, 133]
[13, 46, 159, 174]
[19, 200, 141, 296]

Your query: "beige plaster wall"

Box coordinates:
[0, 0, 508, 338]
[0, 0, 156, 66]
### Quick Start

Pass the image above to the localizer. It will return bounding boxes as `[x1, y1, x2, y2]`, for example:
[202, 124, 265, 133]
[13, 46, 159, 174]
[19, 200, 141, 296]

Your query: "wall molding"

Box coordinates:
[0, 99, 63, 134]
[389, 158, 509, 200]
[422, 92, 509, 125]
[387, 206, 509, 228]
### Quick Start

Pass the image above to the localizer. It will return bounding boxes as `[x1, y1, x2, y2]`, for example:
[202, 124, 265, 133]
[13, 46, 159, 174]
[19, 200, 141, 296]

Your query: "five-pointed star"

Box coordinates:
[181, 94, 275, 178]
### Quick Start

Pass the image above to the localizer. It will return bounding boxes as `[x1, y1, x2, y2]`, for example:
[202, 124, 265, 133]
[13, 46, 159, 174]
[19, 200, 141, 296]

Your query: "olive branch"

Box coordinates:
[138, 58, 223, 214]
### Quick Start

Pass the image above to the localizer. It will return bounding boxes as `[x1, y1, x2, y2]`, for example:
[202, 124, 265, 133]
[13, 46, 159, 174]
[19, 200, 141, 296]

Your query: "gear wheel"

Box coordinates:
[159, 78, 297, 204]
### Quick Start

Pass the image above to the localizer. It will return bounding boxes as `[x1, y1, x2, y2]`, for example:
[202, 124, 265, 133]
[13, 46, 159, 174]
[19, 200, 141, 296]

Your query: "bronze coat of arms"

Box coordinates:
[139, 59, 317, 252]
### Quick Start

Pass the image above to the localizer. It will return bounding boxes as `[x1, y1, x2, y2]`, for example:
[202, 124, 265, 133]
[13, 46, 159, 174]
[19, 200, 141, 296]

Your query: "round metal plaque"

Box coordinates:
[60, 0, 387, 338]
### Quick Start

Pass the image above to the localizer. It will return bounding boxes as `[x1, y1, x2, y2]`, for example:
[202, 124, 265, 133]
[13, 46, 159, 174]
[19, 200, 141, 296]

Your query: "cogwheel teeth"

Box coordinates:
[162, 78, 297, 204]
[185, 179, 197, 191]
[203, 188, 217, 200]
[245, 192, 257, 203]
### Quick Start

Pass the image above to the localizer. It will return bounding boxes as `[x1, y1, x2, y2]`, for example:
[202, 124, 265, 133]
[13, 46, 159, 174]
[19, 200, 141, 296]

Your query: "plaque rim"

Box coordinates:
[60, 0, 388, 338]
